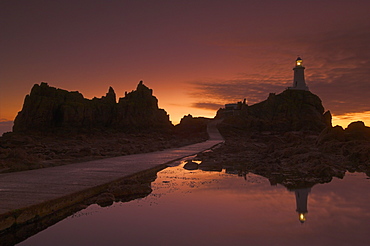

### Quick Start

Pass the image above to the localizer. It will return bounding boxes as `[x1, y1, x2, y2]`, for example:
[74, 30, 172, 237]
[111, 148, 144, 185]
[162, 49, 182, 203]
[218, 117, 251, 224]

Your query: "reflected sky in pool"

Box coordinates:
[18, 161, 370, 246]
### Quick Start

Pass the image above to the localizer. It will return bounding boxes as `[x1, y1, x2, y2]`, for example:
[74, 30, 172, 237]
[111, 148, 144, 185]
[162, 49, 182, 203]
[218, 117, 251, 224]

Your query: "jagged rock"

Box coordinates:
[114, 81, 172, 130]
[317, 125, 346, 144]
[345, 121, 370, 141]
[316, 121, 370, 172]
[217, 89, 329, 133]
[13, 81, 172, 133]
[317, 121, 370, 144]
[175, 114, 210, 134]
[323, 110, 333, 128]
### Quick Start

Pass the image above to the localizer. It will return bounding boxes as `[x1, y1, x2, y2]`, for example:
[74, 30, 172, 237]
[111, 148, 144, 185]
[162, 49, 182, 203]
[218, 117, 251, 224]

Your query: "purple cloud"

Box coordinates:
[189, 25, 370, 116]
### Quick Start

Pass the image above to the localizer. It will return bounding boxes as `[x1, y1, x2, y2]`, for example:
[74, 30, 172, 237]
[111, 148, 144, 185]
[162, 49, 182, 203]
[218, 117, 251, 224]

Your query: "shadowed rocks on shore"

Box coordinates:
[0, 82, 209, 172]
[196, 89, 370, 188]
[2, 82, 369, 185]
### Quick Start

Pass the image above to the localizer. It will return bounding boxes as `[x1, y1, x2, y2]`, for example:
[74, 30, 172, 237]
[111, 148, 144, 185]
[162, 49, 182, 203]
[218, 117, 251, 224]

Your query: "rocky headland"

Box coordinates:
[216, 89, 331, 132]
[0, 82, 208, 172]
[194, 89, 370, 188]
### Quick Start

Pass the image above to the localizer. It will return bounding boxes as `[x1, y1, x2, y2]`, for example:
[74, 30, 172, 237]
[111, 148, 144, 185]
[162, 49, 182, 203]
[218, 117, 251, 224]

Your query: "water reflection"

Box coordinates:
[4, 158, 370, 246]
[292, 188, 311, 223]
[0, 170, 159, 246]
[182, 157, 316, 224]
[179, 157, 370, 228]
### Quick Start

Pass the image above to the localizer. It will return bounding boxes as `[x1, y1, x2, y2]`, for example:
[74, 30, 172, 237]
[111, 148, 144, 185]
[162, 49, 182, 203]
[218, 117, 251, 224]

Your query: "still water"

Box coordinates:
[18, 160, 370, 246]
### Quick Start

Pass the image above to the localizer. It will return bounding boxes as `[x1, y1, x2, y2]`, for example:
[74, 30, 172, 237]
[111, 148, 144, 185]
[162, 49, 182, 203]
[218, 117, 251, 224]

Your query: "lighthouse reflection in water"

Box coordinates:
[292, 188, 311, 223]
[17, 162, 370, 246]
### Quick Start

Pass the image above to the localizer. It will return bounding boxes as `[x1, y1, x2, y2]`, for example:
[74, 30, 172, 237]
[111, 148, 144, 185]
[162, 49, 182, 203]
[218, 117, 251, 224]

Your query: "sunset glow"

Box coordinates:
[332, 111, 370, 128]
[1, 1, 369, 128]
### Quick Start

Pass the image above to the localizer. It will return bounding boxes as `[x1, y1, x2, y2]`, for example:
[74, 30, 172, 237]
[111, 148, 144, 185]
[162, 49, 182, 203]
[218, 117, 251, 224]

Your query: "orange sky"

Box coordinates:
[1, 1, 369, 128]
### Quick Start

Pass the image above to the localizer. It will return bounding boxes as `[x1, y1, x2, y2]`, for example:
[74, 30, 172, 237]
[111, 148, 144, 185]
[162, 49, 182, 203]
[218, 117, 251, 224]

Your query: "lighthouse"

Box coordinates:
[293, 188, 311, 223]
[288, 57, 309, 91]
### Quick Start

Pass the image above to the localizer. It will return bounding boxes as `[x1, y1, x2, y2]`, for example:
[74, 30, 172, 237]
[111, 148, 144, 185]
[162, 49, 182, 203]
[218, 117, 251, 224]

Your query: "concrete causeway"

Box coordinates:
[0, 120, 224, 231]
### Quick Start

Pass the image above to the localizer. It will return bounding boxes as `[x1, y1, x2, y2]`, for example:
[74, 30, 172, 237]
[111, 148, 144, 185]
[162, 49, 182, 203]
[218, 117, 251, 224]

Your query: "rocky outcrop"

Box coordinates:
[317, 121, 370, 173]
[195, 119, 370, 189]
[217, 90, 330, 133]
[175, 115, 210, 133]
[13, 81, 172, 133]
[174, 114, 210, 141]
[317, 121, 370, 144]
[195, 127, 347, 189]
[114, 81, 172, 130]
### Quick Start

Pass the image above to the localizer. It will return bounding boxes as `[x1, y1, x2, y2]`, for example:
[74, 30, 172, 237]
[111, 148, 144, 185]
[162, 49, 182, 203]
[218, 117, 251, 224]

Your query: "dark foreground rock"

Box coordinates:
[175, 114, 211, 138]
[203, 89, 370, 188]
[317, 121, 370, 176]
[0, 130, 207, 173]
[195, 121, 370, 188]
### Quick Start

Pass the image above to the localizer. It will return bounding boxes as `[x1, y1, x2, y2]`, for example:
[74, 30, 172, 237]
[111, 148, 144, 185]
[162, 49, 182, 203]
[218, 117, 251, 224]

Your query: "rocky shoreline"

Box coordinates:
[194, 121, 370, 189]
[186, 89, 370, 189]
[0, 130, 208, 173]
[3, 81, 369, 184]
[0, 81, 211, 173]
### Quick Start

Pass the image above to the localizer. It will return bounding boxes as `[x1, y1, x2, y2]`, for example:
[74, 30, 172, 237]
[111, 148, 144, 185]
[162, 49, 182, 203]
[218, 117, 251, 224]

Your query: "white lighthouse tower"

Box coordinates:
[288, 57, 309, 91]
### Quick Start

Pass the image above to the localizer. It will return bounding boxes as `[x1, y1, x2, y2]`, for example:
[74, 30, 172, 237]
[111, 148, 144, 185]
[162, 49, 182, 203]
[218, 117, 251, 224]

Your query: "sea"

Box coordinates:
[13, 158, 370, 246]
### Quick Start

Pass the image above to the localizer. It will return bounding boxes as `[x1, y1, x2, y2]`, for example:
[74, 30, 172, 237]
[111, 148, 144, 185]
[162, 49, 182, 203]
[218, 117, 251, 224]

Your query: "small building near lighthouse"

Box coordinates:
[288, 57, 309, 91]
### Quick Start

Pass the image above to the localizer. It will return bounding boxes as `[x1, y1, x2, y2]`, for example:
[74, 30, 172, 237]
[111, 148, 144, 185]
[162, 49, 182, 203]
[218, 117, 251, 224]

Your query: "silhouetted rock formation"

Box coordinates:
[176, 115, 210, 133]
[114, 81, 172, 130]
[217, 90, 330, 132]
[317, 121, 370, 144]
[13, 81, 172, 133]
[317, 121, 370, 175]
[3, 82, 210, 172]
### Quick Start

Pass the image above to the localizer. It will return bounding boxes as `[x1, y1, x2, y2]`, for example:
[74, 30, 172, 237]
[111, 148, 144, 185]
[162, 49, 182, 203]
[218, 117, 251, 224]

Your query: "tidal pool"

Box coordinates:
[17, 160, 370, 246]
